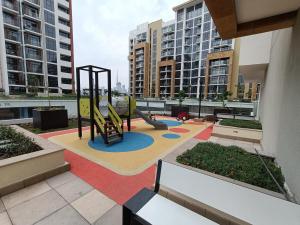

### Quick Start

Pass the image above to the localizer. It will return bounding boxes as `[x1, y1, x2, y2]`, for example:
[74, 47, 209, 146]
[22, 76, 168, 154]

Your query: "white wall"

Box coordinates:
[260, 10, 300, 202]
[239, 32, 272, 66]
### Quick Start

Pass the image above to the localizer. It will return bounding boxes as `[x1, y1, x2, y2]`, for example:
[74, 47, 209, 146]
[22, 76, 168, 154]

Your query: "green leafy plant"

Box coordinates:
[0, 126, 41, 159]
[176, 142, 284, 192]
[177, 90, 187, 106]
[220, 119, 262, 130]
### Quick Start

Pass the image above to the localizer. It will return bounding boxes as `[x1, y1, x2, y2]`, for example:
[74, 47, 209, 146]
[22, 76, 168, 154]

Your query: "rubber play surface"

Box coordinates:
[48, 117, 208, 175]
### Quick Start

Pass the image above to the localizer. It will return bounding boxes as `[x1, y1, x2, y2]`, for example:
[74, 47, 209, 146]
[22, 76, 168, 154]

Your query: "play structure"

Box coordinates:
[76, 65, 167, 145]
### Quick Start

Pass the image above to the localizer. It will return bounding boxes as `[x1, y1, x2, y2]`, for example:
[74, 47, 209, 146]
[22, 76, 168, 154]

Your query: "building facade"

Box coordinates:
[128, 0, 254, 100]
[0, 0, 74, 96]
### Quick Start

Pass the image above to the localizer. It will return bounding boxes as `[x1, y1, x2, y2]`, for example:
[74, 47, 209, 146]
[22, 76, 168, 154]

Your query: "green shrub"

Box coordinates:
[219, 119, 262, 130]
[176, 142, 284, 193]
[0, 126, 41, 159]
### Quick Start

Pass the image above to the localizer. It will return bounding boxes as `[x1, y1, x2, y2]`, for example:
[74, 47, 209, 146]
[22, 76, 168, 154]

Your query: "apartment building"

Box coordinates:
[0, 0, 74, 96]
[129, 0, 256, 100]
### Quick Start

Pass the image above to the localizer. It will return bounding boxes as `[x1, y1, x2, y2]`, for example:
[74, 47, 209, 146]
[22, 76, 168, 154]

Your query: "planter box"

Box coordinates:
[212, 124, 262, 143]
[0, 125, 69, 196]
[33, 109, 68, 130]
[171, 106, 189, 117]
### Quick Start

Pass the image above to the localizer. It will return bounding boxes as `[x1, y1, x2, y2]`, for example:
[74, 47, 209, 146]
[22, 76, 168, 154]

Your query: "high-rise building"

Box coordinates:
[128, 0, 256, 100]
[0, 0, 74, 96]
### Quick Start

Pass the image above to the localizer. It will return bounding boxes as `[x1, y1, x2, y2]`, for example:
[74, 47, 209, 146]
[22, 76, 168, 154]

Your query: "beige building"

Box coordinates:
[129, 0, 259, 101]
[206, 0, 300, 203]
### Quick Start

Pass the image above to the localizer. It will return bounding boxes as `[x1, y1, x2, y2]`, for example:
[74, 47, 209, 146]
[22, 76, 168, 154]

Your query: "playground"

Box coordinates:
[46, 65, 210, 175]
[49, 117, 208, 175]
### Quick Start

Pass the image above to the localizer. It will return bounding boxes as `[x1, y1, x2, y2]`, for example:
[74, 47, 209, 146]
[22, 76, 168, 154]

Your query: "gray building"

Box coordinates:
[0, 0, 74, 96]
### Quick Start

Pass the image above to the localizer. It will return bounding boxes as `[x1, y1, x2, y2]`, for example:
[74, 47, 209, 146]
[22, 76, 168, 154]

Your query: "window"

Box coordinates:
[26, 61, 43, 73]
[61, 78, 72, 84]
[27, 74, 44, 86]
[45, 24, 55, 38]
[7, 57, 23, 71]
[58, 17, 70, 27]
[23, 18, 39, 33]
[60, 54, 71, 62]
[59, 30, 70, 38]
[60, 42, 71, 50]
[4, 28, 20, 41]
[25, 47, 42, 60]
[61, 66, 71, 73]
[177, 9, 184, 21]
[44, 10, 55, 25]
[47, 63, 57, 75]
[46, 38, 56, 50]
[48, 76, 58, 87]
[9, 86, 26, 95]
[8, 72, 25, 85]
[58, 4, 69, 14]
[47, 51, 57, 63]
[44, 0, 54, 11]
[25, 33, 40, 46]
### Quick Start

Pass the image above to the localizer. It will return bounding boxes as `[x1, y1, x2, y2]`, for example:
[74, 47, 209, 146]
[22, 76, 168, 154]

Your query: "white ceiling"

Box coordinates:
[235, 0, 300, 23]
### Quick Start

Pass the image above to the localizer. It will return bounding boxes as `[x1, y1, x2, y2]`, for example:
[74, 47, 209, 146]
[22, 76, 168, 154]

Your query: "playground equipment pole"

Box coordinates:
[89, 66, 95, 142]
[95, 72, 100, 134]
[107, 69, 112, 104]
[198, 77, 202, 118]
[76, 67, 82, 138]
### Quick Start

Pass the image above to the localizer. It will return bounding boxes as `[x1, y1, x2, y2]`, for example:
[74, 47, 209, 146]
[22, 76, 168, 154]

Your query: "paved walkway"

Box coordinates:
[0, 172, 122, 225]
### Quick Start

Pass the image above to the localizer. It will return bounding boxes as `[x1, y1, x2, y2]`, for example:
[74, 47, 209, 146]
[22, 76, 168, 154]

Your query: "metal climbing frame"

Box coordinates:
[76, 65, 113, 142]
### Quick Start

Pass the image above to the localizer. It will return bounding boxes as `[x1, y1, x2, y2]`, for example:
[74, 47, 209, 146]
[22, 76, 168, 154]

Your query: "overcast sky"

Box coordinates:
[72, 0, 184, 89]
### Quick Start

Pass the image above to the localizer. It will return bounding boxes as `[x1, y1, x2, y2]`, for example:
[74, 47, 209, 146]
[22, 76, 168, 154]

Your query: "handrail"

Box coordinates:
[94, 105, 106, 124]
[108, 103, 122, 124]
[108, 111, 122, 133]
[94, 116, 104, 133]
[108, 103, 122, 134]
[93, 105, 106, 133]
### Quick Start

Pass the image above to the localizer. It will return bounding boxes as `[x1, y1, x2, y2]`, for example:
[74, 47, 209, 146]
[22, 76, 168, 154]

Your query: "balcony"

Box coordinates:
[6, 43, 23, 57]
[2, 0, 19, 13]
[23, 23, 41, 34]
[23, 6, 40, 20]
[4, 28, 21, 42]
[8, 72, 25, 85]
[7, 58, 23, 71]
[3, 14, 20, 28]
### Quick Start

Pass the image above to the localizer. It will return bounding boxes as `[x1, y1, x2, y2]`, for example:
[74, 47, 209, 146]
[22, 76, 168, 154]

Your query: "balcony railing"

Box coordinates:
[23, 7, 40, 19]
[5, 30, 21, 42]
[7, 63, 23, 71]
[6, 47, 22, 57]
[24, 0, 40, 6]
[2, 0, 19, 11]
[23, 24, 40, 33]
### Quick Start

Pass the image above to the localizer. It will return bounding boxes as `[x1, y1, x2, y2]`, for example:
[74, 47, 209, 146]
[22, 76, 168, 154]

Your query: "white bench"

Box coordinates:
[123, 188, 217, 225]
[155, 160, 300, 225]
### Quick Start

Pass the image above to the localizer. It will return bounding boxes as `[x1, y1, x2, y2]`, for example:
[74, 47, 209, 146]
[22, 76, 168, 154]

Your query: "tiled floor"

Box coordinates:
[0, 172, 122, 225]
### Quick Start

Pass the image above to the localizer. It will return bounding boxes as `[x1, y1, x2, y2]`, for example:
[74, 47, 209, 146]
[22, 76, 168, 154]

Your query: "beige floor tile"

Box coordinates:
[94, 204, 122, 225]
[46, 172, 77, 188]
[72, 190, 115, 224]
[35, 205, 89, 225]
[8, 190, 67, 225]
[0, 212, 12, 225]
[55, 177, 93, 203]
[1, 182, 51, 209]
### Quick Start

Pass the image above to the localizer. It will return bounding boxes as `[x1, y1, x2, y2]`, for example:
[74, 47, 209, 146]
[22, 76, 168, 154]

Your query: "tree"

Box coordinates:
[219, 91, 232, 107]
[177, 90, 187, 107]
[112, 90, 120, 97]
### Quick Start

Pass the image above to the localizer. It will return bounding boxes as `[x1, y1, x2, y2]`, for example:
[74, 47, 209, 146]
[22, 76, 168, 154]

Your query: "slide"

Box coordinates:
[135, 109, 168, 130]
